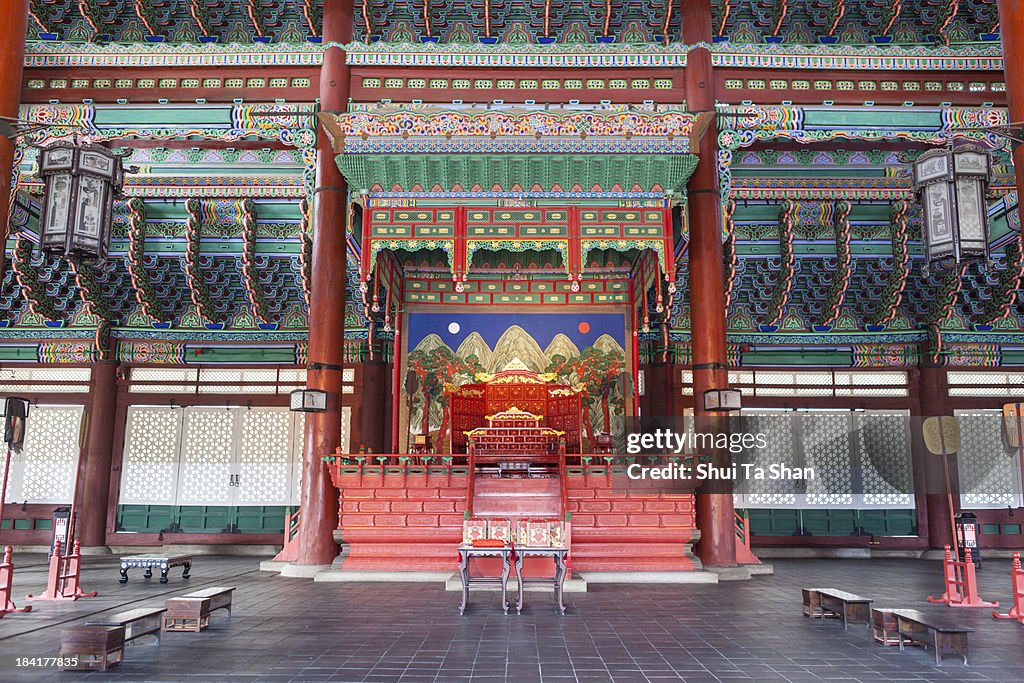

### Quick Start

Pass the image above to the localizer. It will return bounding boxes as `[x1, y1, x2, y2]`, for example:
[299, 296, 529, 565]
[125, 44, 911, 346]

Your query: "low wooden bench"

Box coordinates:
[815, 589, 873, 630]
[163, 586, 235, 632]
[87, 607, 166, 647]
[893, 609, 973, 666]
[60, 625, 125, 671]
[182, 586, 235, 618]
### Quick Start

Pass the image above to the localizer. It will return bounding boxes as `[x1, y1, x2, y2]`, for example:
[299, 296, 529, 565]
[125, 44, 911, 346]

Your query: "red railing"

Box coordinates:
[466, 444, 476, 517]
[993, 551, 1024, 623]
[272, 509, 301, 563]
[734, 510, 761, 565]
[927, 545, 998, 608]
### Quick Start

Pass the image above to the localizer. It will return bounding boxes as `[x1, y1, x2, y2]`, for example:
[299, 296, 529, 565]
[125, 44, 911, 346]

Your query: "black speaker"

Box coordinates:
[2, 397, 29, 451]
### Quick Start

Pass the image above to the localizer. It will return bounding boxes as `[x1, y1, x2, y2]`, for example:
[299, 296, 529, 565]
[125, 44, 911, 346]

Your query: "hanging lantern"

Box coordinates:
[911, 144, 992, 267]
[37, 141, 125, 262]
[290, 388, 328, 412]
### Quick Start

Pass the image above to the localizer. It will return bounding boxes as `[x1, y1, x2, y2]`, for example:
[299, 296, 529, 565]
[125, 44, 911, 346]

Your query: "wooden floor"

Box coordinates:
[0, 552, 1022, 681]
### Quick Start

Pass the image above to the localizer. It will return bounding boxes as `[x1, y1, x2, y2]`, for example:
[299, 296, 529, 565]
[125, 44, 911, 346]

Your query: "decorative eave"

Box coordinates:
[343, 41, 1003, 71]
[23, 40, 1000, 72]
[333, 153, 699, 196]
[710, 42, 1003, 72]
[320, 110, 709, 196]
[24, 41, 324, 69]
[319, 110, 710, 154]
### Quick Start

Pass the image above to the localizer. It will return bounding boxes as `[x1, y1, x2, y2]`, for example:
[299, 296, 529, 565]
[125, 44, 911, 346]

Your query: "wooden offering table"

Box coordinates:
[456, 545, 514, 615]
[119, 554, 192, 584]
[512, 546, 569, 615]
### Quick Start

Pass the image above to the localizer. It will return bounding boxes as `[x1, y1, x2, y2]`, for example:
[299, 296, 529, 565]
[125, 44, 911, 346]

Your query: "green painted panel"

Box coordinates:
[859, 509, 916, 536]
[93, 106, 234, 127]
[178, 505, 231, 533]
[747, 508, 800, 535]
[184, 347, 296, 363]
[1001, 349, 1024, 366]
[741, 349, 854, 366]
[0, 346, 40, 361]
[733, 168, 889, 179]
[519, 225, 567, 237]
[372, 226, 412, 237]
[802, 108, 943, 130]
[237, 505, 288, 534]
[744, 509, 917, 537]
[116, 504, 175, 533]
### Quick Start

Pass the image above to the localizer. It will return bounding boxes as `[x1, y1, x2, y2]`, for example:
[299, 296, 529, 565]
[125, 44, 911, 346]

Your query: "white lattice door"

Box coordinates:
[120, 406, 184, 505]
[172, 407, 299, 508]
[176, 407, 238, 506]
[238, 408, 294, 506]
[1, 405, 84, 504]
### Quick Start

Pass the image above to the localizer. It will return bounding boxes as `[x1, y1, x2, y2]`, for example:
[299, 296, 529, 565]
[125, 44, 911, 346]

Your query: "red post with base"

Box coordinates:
[0, 546, 31, 617]
[927, 545, 998, 608]
[25, 540, 98, 602]
[993, 551, 1024, 623]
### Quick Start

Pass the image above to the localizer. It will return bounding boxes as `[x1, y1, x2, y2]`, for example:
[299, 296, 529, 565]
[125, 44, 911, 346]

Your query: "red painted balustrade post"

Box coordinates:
[957, 548, 998, 608]
[60, 540, 98, 600]
[0, 546, 31, 616]
[928, 545, 964, 604]
[993, 551, 1024, 622]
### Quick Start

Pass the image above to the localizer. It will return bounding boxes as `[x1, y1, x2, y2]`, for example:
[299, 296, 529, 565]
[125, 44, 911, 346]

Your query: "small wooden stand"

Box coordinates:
[872, 608, 903, 646]
[163, 597, 211, 632]
[60, 625, 125, 671]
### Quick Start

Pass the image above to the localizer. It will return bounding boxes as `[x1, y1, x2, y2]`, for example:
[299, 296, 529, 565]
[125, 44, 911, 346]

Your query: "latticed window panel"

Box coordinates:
[801, 412, 854, 506]
[742, 412, 798, 507]
[738, 409, 915, 510]
[20, 406, 83, 503]
[0, 367, 91, 393]
[859, 412, 914, 507]
[238, 409, 292, 505]
[120, 407, 183, 505]
[956, 410, 1022, 509]
[178, 408, 236, 505]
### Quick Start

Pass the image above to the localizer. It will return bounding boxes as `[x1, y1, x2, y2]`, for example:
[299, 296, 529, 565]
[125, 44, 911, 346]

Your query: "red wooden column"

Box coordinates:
[682, 0, 737, 567]
[999, 1, 1024, 201]
[77, 361, 118, 549]
[914, 363, 958, 549]
[0, 1, 28, 284]
[294, 0, 353, 569]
